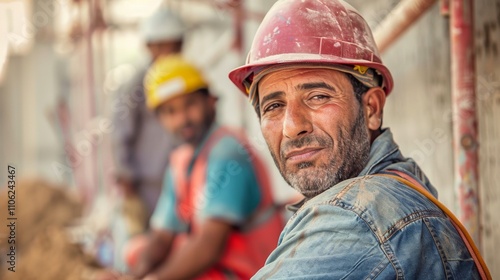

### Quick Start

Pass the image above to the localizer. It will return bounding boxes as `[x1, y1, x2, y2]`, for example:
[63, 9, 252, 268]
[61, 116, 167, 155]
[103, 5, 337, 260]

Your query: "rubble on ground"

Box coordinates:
[0, 178, 104, 280]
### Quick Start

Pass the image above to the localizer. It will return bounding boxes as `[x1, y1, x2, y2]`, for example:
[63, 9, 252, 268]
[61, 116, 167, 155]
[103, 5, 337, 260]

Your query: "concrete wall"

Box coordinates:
[0, 0, 65, 183]
[475, 0, 500, 275]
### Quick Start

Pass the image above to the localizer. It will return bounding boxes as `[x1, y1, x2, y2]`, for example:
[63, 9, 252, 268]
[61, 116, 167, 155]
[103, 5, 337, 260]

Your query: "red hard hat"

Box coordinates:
[229, 0, 393, 98]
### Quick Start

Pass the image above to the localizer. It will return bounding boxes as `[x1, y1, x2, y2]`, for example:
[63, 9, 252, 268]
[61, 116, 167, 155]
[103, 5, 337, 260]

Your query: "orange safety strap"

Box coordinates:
[379, 171, 491, 280]
[175, 127, 232, 223]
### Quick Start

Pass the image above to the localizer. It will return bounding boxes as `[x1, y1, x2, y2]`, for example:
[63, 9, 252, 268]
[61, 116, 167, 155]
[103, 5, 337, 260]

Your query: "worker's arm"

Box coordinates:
[132, 229, 175, 278]
[135, 169, 188, 278]
[145, 219, 232, 280]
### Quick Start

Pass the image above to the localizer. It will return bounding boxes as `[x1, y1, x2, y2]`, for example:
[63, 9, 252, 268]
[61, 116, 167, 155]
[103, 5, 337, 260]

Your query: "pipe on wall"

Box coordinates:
[441, 0, 450, 16]
[373, 0, 438, 53]
[450, 0, 481, 246]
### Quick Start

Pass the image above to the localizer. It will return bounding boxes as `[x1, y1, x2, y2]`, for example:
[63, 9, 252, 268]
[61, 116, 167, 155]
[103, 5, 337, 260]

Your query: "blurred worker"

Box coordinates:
[125, 55, 283, 280]
[228, 0, 491, 279]
[111, 8, 184, 271]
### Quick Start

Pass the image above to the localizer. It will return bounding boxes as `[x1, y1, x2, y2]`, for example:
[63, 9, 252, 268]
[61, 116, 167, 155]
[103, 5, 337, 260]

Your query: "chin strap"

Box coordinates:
[379, 170, 491, 280]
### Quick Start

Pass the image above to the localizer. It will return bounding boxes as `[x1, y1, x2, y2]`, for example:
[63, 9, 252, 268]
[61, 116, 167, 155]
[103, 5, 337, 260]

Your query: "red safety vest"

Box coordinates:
[169, 126, 284, 279]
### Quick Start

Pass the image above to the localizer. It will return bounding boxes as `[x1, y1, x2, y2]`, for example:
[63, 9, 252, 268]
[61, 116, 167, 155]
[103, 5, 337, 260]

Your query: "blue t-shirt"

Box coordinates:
[150, 126, 262, 232]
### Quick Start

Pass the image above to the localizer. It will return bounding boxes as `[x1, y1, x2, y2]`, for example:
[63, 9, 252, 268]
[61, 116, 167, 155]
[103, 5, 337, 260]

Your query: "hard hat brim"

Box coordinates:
[228, 55, 394, 97]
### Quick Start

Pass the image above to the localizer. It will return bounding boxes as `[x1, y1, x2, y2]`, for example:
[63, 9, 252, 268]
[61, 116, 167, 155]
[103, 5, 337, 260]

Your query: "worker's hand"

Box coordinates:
[130, 259, 151, 279]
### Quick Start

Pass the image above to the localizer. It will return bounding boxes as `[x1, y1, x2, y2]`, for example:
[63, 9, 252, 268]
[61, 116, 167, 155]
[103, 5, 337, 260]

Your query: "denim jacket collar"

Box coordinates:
[359, 128, 437, 196]
[358, 128, 400, 176]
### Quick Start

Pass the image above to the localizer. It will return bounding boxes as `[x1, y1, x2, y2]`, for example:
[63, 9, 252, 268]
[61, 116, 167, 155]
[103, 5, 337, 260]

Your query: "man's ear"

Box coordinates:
[362, 87, 386, 131]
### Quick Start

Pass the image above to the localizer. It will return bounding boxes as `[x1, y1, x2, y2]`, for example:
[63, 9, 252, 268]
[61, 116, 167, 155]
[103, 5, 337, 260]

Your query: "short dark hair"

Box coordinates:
[196, 88, 210, 97]
[345, 73, 370, 103]
[346, 73, 384, 130]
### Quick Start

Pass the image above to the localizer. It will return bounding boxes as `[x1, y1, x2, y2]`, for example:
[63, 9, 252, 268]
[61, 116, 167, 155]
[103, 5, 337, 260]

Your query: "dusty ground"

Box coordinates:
[0, 178, 104, 280]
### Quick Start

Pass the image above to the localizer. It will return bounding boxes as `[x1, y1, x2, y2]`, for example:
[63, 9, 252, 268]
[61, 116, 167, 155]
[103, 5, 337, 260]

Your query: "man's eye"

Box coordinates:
[263, 103, 283, 113]
[310, 95, 330, 101]
[308, 94, 331, 104]
[159, 106, 173, 115]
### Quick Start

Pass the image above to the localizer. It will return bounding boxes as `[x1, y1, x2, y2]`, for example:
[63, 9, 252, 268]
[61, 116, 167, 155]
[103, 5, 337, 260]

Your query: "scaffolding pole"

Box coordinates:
[450, 0, 481, 246]
[373, 0, 438, 53]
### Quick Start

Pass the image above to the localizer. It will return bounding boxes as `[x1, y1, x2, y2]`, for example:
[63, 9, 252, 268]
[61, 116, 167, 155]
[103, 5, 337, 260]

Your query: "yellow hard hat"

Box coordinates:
[144, 55, 208, 110]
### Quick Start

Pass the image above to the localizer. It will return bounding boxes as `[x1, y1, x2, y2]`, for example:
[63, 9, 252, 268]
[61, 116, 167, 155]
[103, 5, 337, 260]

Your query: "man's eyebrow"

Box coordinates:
[297, 82, 336, 92]
[260, 91, 285, 107]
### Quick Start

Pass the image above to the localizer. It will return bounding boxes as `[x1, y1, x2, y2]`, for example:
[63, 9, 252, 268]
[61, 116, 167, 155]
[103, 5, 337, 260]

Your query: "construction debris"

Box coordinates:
[0, 178, 104, 280]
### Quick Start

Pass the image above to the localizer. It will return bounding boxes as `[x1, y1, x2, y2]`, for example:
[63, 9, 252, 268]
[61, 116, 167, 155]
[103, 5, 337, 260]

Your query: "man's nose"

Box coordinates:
[283, 101, 312, 139]
[172, 108, 189, 127]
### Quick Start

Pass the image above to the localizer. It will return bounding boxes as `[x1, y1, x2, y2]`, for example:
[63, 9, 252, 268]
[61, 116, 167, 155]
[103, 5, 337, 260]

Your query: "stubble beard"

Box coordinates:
[269, 107, 371, 198]
[178, 106, 216, 146]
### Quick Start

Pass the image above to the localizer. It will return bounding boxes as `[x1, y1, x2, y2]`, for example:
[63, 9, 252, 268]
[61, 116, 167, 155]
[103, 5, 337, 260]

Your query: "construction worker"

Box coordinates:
[228, 0, 491, 279]
[110, 8, 184, 271]
[122, 55, 283, 280]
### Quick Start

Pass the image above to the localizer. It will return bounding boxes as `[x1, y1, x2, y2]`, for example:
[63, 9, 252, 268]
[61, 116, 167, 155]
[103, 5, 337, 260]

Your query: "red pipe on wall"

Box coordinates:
[450, 0, 481, 246]
[441, 0, 450, 16]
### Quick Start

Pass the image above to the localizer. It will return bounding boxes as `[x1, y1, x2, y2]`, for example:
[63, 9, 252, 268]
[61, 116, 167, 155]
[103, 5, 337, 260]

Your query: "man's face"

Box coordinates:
[157, 91, 216, 146]
[258, 68, 371, 198]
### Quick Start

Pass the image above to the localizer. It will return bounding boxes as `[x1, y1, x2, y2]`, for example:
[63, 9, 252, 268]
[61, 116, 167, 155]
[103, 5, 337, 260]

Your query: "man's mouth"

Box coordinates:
[178, 125, 196, 139]
[284, 147, 324, 163]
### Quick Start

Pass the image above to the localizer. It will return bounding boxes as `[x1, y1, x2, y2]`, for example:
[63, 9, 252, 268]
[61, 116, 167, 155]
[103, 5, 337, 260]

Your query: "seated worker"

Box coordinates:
[128, 55, 284, 280]
[228, 0, 491, 279]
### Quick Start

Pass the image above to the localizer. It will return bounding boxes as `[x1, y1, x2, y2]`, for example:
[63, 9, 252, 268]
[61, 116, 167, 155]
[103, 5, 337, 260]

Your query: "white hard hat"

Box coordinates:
[140, 8, 185, 43]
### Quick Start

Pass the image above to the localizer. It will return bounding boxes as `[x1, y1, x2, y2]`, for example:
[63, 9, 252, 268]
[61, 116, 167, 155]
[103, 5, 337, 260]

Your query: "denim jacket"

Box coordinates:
[253, 129, 480, 279]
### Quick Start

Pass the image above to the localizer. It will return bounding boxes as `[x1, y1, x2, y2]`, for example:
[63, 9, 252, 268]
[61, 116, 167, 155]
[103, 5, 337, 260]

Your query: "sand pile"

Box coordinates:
[0, 178, 103, 280]
[0, 178, 82, 247]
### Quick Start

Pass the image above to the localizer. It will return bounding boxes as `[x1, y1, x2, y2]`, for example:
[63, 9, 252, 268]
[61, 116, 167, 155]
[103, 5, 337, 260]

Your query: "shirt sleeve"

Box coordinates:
[150, 168, 188, 232]
[199, 136, 262, 225]
[253, 204, 390, 279]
